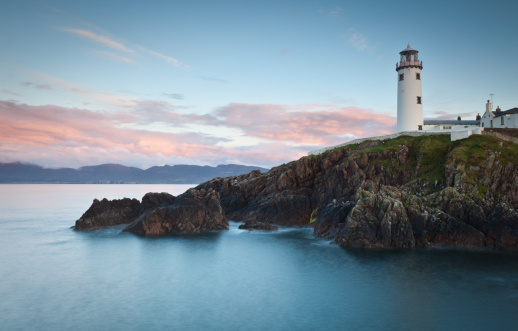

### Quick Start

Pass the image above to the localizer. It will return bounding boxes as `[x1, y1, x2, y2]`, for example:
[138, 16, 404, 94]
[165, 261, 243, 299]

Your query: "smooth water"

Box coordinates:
[1, 185, 517, 331]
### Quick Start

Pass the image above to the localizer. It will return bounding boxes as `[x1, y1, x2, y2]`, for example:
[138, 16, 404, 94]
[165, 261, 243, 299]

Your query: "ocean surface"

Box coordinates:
[1, 184, 517, 331]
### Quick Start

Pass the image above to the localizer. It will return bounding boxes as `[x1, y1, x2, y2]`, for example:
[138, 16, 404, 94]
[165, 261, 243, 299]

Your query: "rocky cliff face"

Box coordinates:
[75, 135, 518, 250]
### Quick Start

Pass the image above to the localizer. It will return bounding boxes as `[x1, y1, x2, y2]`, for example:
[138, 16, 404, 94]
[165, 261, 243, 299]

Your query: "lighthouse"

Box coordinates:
[396, 44, 423, 132]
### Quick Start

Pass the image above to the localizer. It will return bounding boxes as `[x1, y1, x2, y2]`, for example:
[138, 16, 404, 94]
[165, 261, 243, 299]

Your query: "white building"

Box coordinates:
[422, 118, 480, 131]
[480, 100, 518, 129]
[396, 44, 481, 133]
[396, 44, 423, 132]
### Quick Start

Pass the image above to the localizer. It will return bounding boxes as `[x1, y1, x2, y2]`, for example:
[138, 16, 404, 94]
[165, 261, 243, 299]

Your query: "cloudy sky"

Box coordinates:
[1, 0, 516, 169]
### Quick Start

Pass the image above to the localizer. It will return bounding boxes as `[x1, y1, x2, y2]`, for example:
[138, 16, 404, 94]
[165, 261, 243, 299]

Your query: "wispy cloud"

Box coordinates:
[163, 93, 184, 100]
[1, 90, 20, 96]
[141, 47, 188, 68]
[63, 28, 134, 53]
[21, 82, 53, 90]
[319, 6, 343, 17]
[347, 28, 368, 51]
[92, 50, 135, 63]
[328, 6, 342, 17]
[62, 28, 188, 68]
[28, 72, 138, 109]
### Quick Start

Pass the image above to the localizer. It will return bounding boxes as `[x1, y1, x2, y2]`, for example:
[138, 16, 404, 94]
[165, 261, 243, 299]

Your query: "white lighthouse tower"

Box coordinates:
[396, 44, 423, 132]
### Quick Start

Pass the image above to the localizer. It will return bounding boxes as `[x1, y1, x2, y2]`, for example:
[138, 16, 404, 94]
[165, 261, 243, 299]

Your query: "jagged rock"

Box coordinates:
[74, 197, 141, 230]
[123, 188, 228, 236]
[141, 192, 176, 212]
[74, 192, 175, 230]
[238, 219, 278, 231]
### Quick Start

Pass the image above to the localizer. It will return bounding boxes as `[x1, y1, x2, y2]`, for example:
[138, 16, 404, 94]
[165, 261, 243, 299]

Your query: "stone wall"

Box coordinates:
[482, 128, 518, 144]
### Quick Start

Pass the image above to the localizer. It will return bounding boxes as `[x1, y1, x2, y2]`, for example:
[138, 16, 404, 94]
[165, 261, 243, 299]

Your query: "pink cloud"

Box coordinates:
[141, 47, 187, 69]
[92, 50, 135, 63]
[0, 101, 218, 156]
[0, 100, 396, 168]
[63, 29, 134, 53]
[21, 82, 52, 90]
[214, 103, 396, 145]
[2, 90, 20, 96]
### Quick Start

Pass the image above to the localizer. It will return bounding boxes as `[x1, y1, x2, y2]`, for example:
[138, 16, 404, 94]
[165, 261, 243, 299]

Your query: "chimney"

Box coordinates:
[486, 100, 492, 113]
[496, 106, 501, 113]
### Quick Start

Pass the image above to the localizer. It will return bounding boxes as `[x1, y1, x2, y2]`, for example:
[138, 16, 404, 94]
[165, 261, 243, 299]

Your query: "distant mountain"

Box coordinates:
[0, 162, 269, 184]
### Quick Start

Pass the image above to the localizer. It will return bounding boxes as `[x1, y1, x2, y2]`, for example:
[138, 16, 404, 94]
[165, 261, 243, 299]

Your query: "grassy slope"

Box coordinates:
[348, 134, 517, 193]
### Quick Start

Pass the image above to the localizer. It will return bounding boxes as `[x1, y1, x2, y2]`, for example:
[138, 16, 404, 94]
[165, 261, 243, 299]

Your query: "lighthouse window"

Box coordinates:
[416, 73, 420, 80]
[501, 117, 504, 125]
[399, 74, 404, 81]
[417, 96, 422, 104]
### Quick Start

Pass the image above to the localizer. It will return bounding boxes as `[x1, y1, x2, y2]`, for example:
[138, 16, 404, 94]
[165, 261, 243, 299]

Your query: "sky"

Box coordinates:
[1, 0, 517, 169]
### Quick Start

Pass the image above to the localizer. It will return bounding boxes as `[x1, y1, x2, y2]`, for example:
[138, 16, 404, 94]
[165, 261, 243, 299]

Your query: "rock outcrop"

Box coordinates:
[75, 190, 228, 235]
[123, 188, 228, 236]
[75, 192, 175, 230]
[238, 219, 278, 231]
[75, 197, 141, 230]
[74, 135, 518, 250]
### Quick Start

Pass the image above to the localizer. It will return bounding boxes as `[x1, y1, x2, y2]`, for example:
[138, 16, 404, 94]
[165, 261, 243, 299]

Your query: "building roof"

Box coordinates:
[494, 107, 518, 118]
[400, 43, 418, 54]
[424, 120, 480, 125]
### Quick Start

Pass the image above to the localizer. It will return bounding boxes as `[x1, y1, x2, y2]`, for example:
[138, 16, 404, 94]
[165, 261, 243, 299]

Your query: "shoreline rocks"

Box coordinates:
[74, 135, 518, 251]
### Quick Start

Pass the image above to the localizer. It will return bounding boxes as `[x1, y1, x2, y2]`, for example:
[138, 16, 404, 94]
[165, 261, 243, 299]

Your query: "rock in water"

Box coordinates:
[238, 219, 278, 231]
[74, 192, 175, 230]
[140, 192, 176, 213]
[123, 188, 228, 236]
[74, 197, 141, 230]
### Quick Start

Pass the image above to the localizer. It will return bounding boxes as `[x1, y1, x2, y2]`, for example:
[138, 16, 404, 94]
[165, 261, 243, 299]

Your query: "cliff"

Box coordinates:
[75, 134, 518, 250]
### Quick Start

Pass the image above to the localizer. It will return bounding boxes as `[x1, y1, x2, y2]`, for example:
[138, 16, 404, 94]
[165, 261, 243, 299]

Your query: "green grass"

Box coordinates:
[350, 134, 517, 193]
[309, 208, 318, 223]
[451, 134, 518, 165]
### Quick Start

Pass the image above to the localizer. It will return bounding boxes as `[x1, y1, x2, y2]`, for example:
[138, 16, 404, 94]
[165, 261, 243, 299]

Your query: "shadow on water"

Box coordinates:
[72, 222, 226, 244]
[345, 246, 518, 269]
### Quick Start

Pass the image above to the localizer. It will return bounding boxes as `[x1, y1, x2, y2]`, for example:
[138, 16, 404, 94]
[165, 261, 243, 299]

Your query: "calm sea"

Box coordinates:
[1, 184, 517, 331]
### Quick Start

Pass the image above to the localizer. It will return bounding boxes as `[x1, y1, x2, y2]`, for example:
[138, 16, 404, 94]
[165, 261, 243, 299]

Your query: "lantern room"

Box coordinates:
[396, 44, 423, 71]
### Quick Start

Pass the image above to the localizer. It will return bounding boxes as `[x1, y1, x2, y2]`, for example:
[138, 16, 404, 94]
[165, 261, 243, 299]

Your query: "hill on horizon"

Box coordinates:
[0, 162, 269, 184]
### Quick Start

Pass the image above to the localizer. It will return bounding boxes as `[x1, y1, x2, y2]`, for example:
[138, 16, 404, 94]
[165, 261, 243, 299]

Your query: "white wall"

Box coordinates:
[481, 113, 518, 129]
[422, 124, 480, 131]
[451, 130, 471, 141]
[397, 66, 423, 132]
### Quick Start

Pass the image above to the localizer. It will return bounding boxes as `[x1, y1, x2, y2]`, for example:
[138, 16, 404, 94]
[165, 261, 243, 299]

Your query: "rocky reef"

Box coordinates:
[238, 219, 278, 231]
[75, 134, 518, 250]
